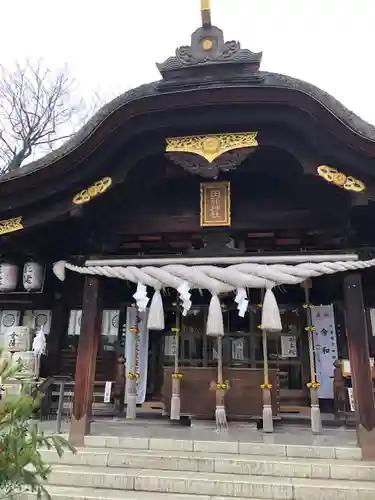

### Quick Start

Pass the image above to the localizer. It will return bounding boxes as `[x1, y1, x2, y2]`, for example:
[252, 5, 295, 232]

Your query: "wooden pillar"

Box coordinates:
[343, 272, 375, 460]
[69, 276, 101, 446]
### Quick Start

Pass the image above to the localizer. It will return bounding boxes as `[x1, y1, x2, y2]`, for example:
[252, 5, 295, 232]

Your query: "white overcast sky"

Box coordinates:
[2, 0, 374, 124]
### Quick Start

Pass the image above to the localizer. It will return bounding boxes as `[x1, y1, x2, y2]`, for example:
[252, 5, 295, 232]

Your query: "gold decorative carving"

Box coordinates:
[202, 39, 213, 51]
[72, 177, 112, 205]
[200, 181, 231, 227]
[166, 132, 258, 163]
[0, 216, 23, 236]
[317, 165, 365, 192]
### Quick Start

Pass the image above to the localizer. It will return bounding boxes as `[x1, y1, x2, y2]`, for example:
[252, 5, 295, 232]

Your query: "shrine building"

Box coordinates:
[0, 1, 375, 459]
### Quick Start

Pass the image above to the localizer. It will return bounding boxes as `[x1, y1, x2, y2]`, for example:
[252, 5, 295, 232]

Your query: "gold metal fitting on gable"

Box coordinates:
[165, 132, 258, 163]
[317, 165, 365, 193]
[72, 177, 112, 205]
[0, 216, 23, 236]
[202, 39, 213, 51]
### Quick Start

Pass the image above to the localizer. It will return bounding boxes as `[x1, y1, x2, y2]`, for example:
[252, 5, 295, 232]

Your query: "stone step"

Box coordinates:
[40, 447, 375, 481]
[84, 435, 362, 460]
[47, 465, 375, 499]
[20, 486, 262, 500]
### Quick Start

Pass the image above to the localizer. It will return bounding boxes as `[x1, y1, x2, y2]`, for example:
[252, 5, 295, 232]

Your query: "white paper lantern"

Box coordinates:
[6, 326, 31, 353]
[12, 351, 36, 378]
[0, 263, 18, 292]
[23, 262, 44, 292]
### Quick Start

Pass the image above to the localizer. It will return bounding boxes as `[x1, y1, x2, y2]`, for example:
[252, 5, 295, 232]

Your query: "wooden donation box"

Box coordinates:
[162, 367, 280, 420]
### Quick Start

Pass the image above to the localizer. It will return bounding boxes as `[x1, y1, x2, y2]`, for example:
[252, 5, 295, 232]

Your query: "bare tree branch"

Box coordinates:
[0, 59, 103, 174]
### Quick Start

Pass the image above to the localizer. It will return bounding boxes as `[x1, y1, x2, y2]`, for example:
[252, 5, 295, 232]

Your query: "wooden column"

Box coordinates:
[343, 272, 375, 460]
[69, 276, 102, 446]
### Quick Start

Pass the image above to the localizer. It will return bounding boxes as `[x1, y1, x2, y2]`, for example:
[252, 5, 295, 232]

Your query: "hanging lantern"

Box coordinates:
[12, 351, 36, 379]
[6, 326, 31, 353]
[23, 262, 44, 292]
[0, 263, 18, 292]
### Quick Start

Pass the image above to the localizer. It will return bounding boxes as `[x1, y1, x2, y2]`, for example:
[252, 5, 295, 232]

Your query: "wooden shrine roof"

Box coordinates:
[1, 70, 375, 187]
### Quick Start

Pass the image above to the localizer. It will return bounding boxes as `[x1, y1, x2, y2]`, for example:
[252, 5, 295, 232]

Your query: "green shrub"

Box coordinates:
[0, 351, 75, 499]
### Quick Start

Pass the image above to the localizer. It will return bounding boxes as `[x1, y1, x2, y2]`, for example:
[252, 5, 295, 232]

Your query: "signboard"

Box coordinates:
[104, 382, 112, 403]
[311, 305, 338, 399]
[369, 309, 375, 336]
[280, 335, 297, 358]
[231, 338, 245, 361]
[200, 181, 231, 227]
[125, 307, 149, 405]
[342, 358, 374, 377]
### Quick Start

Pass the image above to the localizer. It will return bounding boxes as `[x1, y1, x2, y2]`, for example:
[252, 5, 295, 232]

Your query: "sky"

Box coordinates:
[1, 0, 375, 124]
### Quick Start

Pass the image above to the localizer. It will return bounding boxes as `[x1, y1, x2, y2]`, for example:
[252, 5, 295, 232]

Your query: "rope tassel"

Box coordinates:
[215, 337, 228, 432]
[261, 288, 282, 333]
[147, 289, 165, 331]
[206, 294, 224, 337]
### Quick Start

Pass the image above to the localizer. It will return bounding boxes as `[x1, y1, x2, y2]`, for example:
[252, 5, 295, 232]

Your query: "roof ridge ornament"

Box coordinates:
[157, 2, 263, 84]
[201, 0, 212, 27]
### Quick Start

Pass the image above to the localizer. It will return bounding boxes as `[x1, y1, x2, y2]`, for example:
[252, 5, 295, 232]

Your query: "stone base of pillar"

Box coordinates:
[69, 415, 90, 446]
[358, 425, 375, 461]
[311, 404, 322, 434]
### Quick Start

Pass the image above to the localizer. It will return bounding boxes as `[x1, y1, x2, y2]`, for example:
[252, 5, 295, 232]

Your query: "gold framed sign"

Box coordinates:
[200, 181, 231, 227]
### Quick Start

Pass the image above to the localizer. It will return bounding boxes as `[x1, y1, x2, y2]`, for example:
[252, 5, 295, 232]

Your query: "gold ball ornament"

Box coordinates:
[333, 172, 347, 186]
[202, 39, 213, 51]
[202, 136, 221, 154]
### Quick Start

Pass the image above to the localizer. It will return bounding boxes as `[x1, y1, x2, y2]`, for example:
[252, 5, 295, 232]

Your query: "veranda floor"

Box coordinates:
[40, 418, 359, 449]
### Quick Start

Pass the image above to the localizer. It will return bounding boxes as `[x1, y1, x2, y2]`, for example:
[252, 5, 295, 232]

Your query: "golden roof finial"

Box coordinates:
[201, 0, 211, 27]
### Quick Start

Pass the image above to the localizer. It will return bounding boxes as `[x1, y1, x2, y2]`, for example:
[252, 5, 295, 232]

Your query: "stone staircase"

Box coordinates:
[24, 433, 375, 500]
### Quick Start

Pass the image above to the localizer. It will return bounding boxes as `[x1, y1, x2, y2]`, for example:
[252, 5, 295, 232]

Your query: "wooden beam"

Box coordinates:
[116, 210, 346, 235]
[69, 275, 102, 445]
[343, 272, 375, 460]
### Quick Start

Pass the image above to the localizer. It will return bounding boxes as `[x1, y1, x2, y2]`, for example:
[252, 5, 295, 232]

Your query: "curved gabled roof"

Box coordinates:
[1, 23, 375, 185]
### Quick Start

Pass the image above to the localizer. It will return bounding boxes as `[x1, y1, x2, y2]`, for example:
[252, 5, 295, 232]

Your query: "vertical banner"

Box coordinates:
[311, 305, 338, 399]
[125, 307, 149, 405]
